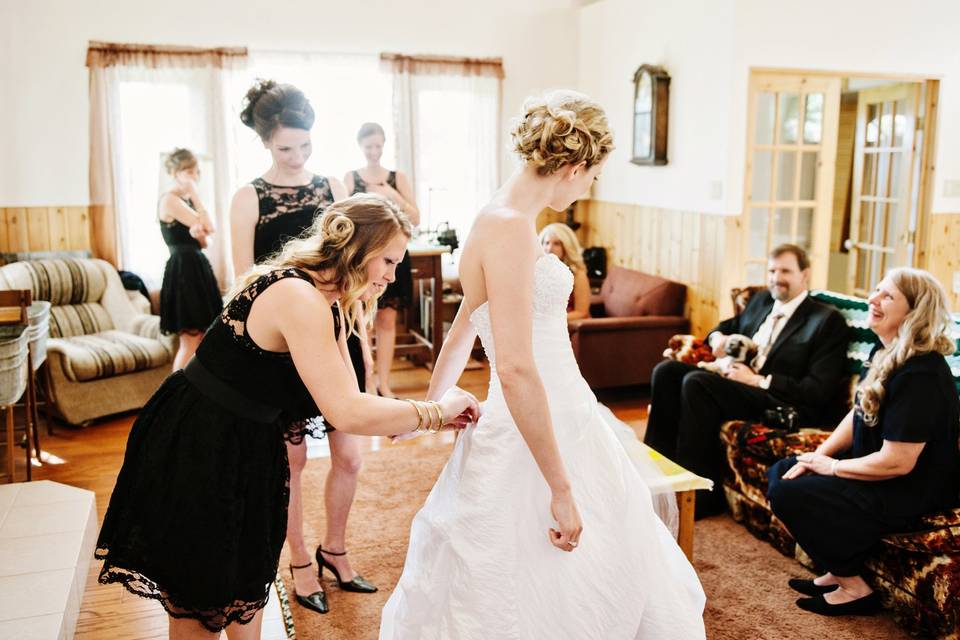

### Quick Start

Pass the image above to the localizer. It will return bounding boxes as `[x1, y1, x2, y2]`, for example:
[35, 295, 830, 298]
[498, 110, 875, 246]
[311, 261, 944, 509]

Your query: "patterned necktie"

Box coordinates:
[753, 312, 785, 370]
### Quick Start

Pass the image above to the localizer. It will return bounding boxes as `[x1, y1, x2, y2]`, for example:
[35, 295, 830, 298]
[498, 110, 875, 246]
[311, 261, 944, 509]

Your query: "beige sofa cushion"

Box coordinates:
[49, 303, 114, 338]
[49, 330, 171, 382]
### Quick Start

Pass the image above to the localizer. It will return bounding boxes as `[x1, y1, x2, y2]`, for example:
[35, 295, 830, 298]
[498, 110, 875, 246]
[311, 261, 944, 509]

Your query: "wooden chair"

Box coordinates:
[0, 289, 38, 482]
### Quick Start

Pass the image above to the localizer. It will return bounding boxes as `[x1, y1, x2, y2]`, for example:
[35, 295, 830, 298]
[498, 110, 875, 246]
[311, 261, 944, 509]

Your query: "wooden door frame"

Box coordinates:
[741, 71, 841, 290]
[743, 68, 940, 295]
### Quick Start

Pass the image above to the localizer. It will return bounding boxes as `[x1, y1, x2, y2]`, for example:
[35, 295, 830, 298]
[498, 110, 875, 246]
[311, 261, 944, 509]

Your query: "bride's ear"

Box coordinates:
[562, 162, 588, 182]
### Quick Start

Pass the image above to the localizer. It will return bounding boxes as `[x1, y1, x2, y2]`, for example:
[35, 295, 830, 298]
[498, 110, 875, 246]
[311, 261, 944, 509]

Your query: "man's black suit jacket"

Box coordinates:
[710, 290, 848, 426]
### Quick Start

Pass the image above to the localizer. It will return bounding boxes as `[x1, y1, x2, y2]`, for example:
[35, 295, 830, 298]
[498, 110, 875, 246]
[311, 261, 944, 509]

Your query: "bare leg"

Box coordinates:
[224, 609, 264, 640]
[173, 332, 203, 371]
[285, 440, 323, 596]
[824, 574, 873, 604]
[374, 307, 398, 398]
[321, 429, 363, 581]
[168, 615, 219, 640]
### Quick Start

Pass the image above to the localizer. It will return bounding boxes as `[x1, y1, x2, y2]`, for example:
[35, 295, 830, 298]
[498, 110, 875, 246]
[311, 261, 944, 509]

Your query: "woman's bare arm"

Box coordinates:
[567, 268, 591, 321]
[426, 301, 478, 401]
[229, 185, 258, 277]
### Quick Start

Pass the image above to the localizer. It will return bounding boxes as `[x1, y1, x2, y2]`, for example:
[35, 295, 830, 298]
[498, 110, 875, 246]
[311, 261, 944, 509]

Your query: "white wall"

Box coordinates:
[0, 0, 580, 206]
[578, 0, 737, 215]
[579, 0, 960, 214]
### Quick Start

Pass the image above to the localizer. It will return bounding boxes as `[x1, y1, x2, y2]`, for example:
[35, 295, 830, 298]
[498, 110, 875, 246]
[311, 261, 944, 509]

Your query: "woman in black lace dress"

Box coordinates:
[229, 80, 378, 616]
[97, 195, 479, 639]
[158, 148, 222, 370]
[345, 122, 420, 399]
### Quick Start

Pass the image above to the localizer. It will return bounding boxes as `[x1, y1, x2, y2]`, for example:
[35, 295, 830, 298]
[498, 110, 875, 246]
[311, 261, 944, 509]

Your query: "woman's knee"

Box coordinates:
[286, 441, 308, 473]
[331, 449, 363, 476]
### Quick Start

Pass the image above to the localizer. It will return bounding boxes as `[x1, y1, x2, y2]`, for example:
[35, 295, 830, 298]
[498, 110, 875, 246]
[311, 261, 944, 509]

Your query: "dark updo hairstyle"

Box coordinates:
[357, 122, 386, 143]
[164, 148, 197, 174]
[239, 79, 315, 142]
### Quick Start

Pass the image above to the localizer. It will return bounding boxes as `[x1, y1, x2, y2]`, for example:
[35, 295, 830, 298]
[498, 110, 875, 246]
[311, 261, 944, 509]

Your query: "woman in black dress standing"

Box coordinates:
[229, 80, 376, 615]
[97, 195, 480, 639]
[158, 148, 222, 370]
[768, 267, 960, 616]
[345, 122, 420, 399]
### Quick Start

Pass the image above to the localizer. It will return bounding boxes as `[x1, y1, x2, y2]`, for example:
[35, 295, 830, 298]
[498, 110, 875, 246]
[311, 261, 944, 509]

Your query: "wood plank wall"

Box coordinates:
[579, 200, 741, 336]
[926, 213, 960, 311]
[0, 206, 92, 253]
[582, 200, 960, 333]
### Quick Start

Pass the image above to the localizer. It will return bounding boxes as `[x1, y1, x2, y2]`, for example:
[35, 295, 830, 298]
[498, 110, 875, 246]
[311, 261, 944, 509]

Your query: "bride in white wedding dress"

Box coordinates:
[380, 91, 706, 639]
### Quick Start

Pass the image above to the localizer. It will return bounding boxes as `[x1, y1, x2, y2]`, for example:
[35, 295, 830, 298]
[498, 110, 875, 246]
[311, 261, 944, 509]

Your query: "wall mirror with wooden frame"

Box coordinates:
[631, 64, 670, 166]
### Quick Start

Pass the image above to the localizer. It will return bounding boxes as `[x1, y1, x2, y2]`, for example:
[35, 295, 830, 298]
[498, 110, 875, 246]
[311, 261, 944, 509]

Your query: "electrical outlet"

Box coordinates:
[944, 180, 960, 198]
[710, 180, 723, 200]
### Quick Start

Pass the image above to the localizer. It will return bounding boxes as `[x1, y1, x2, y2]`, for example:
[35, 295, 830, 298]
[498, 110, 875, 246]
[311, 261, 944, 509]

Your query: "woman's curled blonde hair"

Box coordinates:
[539, 223, 586, 274]
[230, 193, 412, 334]
[858, 267, 956, 425]
[512, 90, 614, 176]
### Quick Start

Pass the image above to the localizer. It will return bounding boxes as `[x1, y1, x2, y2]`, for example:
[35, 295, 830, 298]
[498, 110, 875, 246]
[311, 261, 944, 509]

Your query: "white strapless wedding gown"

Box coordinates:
[380, 254, 706, 639]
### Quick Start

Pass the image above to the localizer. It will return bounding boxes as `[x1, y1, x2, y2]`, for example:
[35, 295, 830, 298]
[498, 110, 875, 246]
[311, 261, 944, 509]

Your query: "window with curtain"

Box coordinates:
[382, 54, 502, 246]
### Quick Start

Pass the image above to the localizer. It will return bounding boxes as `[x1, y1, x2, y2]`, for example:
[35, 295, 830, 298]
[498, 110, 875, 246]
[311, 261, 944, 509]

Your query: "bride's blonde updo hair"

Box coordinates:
[512, 90, 614, 175]
[230, 193, 412, 333]
[858, 267, 956, 425]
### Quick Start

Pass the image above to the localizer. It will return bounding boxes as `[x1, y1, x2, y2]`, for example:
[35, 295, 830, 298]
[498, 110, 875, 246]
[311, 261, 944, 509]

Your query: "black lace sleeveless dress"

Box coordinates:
[158, 202, 222, 334]
[96, 269, 332, 631]
[251, 175, 366, 419]
[350, 170, 413, 310]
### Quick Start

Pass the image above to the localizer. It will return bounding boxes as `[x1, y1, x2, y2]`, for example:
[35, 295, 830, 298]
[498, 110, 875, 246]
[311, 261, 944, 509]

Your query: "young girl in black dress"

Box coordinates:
[345, 122, 420, 399]
[158, 148, 221, 370]
[97, 194, 479, 639]
[229, 80, 378, 616]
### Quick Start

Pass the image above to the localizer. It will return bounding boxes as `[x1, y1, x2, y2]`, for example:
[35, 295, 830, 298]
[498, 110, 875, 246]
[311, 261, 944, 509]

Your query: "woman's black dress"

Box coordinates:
[251, 175, 366, 407]
[768, 346, 960, 576]
[97, 269, 335, 631]
[350, 170, 413, 310]
[158, 205, 222, 334]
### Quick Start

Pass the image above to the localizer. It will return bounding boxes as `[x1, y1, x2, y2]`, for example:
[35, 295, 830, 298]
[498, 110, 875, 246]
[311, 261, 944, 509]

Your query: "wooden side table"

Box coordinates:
[392, 246, 450, 367]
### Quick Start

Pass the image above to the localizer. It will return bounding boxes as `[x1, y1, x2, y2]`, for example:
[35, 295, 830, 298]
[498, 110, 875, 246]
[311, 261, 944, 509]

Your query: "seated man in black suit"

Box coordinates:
[644, 243, 848, 518]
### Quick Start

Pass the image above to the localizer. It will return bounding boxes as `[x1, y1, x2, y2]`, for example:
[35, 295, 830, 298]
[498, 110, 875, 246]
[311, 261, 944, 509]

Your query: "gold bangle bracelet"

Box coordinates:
[428, 401, 444, 433]
[405, 399, 425, 432]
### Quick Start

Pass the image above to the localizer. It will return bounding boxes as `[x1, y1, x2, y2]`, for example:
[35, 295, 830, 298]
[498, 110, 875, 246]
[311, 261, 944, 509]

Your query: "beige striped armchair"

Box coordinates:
[0, 258, 174, 425]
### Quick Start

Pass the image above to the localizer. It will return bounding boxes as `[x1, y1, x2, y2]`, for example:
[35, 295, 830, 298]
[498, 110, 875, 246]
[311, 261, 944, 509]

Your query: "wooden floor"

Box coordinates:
[17, 358, 650, 639]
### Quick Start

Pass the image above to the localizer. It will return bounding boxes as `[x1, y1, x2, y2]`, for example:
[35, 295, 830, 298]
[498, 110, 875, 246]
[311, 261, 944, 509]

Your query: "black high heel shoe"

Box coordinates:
[289, 562, 329, 614]
[316, 546, 378, 593]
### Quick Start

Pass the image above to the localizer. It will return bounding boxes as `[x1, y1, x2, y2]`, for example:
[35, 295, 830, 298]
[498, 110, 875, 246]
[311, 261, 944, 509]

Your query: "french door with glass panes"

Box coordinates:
[743, 74, 841, 288]
[845, 83, 921, 297]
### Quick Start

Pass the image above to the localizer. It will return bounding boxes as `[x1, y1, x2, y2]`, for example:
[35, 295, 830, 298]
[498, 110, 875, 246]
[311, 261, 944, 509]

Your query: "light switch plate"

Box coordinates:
[944, 180, 960, 198]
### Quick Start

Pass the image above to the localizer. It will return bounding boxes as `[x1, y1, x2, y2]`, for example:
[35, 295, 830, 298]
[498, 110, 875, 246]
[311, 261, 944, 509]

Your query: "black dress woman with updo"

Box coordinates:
[228, 80, 378, 617]
[157, 148, 222, 370]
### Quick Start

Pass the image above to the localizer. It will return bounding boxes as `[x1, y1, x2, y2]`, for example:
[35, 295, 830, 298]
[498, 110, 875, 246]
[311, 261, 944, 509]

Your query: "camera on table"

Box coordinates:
[763, 405, 799, 433]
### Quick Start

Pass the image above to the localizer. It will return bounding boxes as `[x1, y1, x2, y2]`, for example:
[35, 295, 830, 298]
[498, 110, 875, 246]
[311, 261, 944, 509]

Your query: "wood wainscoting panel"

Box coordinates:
[0, 205, 92, 254]
[581, 200, 741, 336]
[925, 212, 960, 311]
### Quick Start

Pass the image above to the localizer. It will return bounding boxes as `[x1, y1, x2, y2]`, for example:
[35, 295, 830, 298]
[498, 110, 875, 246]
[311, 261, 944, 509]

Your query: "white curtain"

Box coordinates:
[86, 42, 246, 289]
[383, 55, 502, 244]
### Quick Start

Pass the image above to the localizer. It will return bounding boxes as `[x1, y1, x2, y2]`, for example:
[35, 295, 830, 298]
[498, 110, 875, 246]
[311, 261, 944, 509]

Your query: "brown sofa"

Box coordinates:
[568, 266, 688, 389]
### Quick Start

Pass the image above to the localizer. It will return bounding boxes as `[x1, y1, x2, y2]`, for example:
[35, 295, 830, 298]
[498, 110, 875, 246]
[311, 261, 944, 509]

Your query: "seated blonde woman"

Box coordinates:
[539, 222, 590, 320]
[767, 267, 960, 617]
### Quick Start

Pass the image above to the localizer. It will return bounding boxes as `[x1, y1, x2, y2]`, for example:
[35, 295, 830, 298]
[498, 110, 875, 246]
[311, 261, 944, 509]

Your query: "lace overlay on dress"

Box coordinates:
[252, 177, 333, 228]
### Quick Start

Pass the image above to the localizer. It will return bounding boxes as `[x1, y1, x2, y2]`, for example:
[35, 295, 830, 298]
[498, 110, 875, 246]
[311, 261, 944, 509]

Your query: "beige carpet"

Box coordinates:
[280, 442, 909, 640]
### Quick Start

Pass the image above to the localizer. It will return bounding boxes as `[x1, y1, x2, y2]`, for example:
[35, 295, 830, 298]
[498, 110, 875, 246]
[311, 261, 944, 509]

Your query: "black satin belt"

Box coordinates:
[168, 243, 201, 254]
[183, 357, 282, 424]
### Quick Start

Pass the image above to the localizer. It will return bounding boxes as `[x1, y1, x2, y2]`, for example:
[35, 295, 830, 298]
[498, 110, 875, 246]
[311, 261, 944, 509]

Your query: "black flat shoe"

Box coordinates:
[316, 546, 378, 593]
[289, 562, 329, 614]
[788, 578, 840, 597]
[796, 591, 882, 616]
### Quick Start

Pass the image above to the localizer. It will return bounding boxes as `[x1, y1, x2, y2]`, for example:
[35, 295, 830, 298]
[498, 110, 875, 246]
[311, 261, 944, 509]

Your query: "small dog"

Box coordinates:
[696, 334, 759, 375]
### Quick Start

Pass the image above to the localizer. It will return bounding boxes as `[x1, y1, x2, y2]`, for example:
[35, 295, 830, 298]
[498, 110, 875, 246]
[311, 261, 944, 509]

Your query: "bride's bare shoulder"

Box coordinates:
[471, 205, 529, 238]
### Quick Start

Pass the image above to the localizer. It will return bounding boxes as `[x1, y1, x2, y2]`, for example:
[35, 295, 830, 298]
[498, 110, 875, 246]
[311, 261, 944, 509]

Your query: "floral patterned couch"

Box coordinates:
[721, 290, 960, 639]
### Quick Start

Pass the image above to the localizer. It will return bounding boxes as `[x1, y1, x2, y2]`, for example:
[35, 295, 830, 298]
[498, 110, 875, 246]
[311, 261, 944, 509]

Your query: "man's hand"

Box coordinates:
[724, 362, 763, 387]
